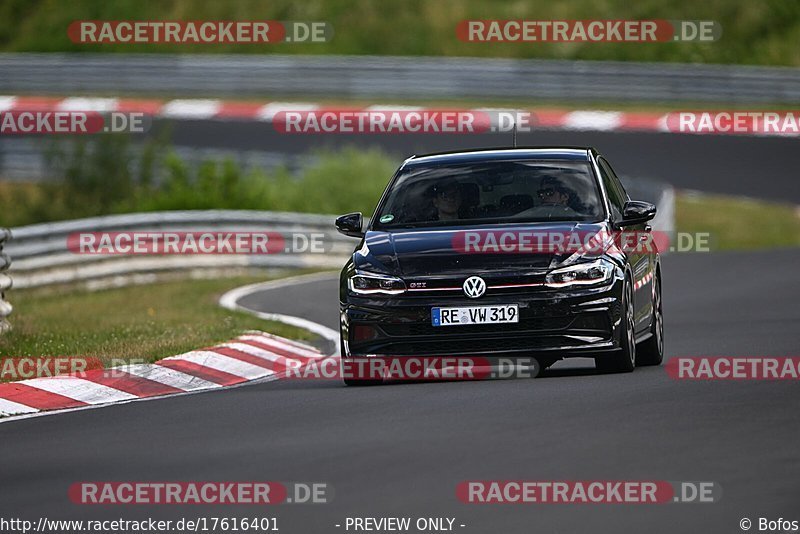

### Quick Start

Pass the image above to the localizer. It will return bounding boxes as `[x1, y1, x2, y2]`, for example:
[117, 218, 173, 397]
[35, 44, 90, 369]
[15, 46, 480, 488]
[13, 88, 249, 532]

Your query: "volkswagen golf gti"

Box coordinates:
[336, 148, 663, 385]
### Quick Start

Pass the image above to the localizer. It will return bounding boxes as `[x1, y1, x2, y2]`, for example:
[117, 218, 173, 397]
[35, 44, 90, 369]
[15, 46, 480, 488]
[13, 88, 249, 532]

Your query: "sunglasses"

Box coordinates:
[537, 188, 558, 198]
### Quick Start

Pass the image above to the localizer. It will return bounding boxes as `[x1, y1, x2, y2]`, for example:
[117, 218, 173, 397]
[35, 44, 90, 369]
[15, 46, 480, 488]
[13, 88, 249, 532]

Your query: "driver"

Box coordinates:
[537, 176, 576, 208]
[432, 181, 463, 221]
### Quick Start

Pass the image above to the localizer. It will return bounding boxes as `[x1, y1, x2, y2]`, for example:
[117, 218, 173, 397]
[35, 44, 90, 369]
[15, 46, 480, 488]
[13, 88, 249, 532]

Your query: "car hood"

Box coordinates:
[353, 222, 609, 277]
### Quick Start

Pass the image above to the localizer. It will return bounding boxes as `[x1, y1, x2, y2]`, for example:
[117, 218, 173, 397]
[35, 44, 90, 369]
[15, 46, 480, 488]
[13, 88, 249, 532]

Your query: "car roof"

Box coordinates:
[404, 147, 594, 167]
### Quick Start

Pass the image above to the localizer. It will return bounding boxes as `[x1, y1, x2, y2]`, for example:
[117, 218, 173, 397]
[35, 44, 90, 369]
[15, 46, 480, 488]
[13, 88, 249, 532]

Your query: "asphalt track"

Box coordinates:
[1, 248, 798, 533]
[1, 120, 798, 532]
[164, 119, 800, 203]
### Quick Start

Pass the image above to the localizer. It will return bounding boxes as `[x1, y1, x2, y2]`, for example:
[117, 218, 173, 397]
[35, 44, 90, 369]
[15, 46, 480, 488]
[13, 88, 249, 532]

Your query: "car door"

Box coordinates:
[597, 157, 654, 333]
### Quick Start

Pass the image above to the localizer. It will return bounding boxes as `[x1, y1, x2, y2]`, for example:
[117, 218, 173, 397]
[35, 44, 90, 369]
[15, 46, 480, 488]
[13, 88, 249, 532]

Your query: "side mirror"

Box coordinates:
[618, 200, 657, 226]
[335, 212, 364, 238]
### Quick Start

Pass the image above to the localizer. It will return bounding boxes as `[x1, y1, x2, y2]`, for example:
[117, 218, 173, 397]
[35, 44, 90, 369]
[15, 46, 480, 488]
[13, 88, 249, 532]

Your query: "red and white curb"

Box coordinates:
[3, 94, 787, 136]
[0, 331, 331, 422]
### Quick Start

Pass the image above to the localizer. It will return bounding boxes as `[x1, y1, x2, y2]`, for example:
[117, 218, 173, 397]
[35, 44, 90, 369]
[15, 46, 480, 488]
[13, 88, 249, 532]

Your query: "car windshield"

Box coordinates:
[373, 159, 604, 229]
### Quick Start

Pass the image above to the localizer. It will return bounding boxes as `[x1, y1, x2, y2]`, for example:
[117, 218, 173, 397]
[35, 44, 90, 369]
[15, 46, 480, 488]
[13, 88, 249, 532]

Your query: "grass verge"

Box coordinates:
[27, 93, 800, 113]
[676, 191, 800, 250]
[2, 0, 800, 67]
[0, 272, 322, 366]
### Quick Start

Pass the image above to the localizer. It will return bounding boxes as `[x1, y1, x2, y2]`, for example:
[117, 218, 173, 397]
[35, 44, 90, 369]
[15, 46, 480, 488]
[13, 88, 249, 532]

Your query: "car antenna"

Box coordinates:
[512, 117, 517, 148]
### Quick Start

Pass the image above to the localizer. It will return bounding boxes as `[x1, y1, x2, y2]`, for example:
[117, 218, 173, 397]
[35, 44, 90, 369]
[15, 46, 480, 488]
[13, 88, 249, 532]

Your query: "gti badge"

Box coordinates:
[463, 276, 486, 298]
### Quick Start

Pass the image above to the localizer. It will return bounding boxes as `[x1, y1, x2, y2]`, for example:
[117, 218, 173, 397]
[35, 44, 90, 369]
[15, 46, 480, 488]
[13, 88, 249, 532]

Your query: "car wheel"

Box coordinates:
[341, 360, 383, 386]
[595, 276, 636, 373]
[340, 340, 383, 386]
[636, 274, 664, 366]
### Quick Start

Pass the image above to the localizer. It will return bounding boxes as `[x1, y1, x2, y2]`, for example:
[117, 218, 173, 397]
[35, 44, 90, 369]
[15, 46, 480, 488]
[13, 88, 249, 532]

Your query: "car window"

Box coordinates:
[374, 160, 604, 229]
[600, 157, 629, 201]
[597, 158, 627, 221]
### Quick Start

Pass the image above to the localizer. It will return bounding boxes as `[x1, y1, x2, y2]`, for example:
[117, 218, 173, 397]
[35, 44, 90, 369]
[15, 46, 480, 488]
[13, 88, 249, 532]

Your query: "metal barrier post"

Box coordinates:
[0, 227, 11, 333]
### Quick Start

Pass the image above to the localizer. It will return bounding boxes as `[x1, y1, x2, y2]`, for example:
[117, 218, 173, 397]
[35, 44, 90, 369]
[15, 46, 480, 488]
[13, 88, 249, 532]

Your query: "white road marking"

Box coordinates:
[218, 272, 341, 354]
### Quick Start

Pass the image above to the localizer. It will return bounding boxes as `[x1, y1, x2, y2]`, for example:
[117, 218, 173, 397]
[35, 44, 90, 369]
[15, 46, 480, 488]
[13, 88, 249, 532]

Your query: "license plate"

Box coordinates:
[431, 305, 519, 326]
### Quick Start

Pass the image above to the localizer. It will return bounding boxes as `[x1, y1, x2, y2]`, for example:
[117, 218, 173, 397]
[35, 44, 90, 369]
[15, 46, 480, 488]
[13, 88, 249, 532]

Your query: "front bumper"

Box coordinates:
[340, 278, 625, 359]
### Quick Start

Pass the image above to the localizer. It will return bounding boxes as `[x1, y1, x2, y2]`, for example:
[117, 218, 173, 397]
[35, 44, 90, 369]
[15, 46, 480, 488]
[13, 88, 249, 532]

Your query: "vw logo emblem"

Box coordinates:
[463, 276, 486, 298]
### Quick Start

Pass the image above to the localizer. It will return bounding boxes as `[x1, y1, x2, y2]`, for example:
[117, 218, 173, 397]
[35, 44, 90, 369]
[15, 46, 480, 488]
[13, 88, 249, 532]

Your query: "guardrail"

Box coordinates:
[4, 211, 359, 289]
[0, 227, 11, 333]
[1, 53, 798, 104]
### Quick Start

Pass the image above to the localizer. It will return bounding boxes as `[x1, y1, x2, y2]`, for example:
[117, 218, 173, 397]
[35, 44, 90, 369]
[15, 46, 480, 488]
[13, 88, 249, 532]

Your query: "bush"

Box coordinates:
[0, 140, 400, 227]
[261, 147, 397, 215]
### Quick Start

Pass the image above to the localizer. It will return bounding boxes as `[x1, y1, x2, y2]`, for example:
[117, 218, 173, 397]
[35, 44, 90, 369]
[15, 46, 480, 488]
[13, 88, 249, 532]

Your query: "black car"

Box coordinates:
[336, 148, 663, 384]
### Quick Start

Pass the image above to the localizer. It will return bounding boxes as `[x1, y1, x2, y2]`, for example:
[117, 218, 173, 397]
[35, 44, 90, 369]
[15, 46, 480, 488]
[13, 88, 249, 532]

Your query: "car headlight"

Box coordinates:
[545, 259, 614, 288]
[348, 271, 407, 295]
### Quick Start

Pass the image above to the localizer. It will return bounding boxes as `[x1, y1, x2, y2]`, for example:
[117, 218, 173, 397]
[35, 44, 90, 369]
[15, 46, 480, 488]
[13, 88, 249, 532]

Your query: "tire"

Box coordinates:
[341, 360, 383, 386]
[636, 274, 664, 366]
[596, 276, 636, 373]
